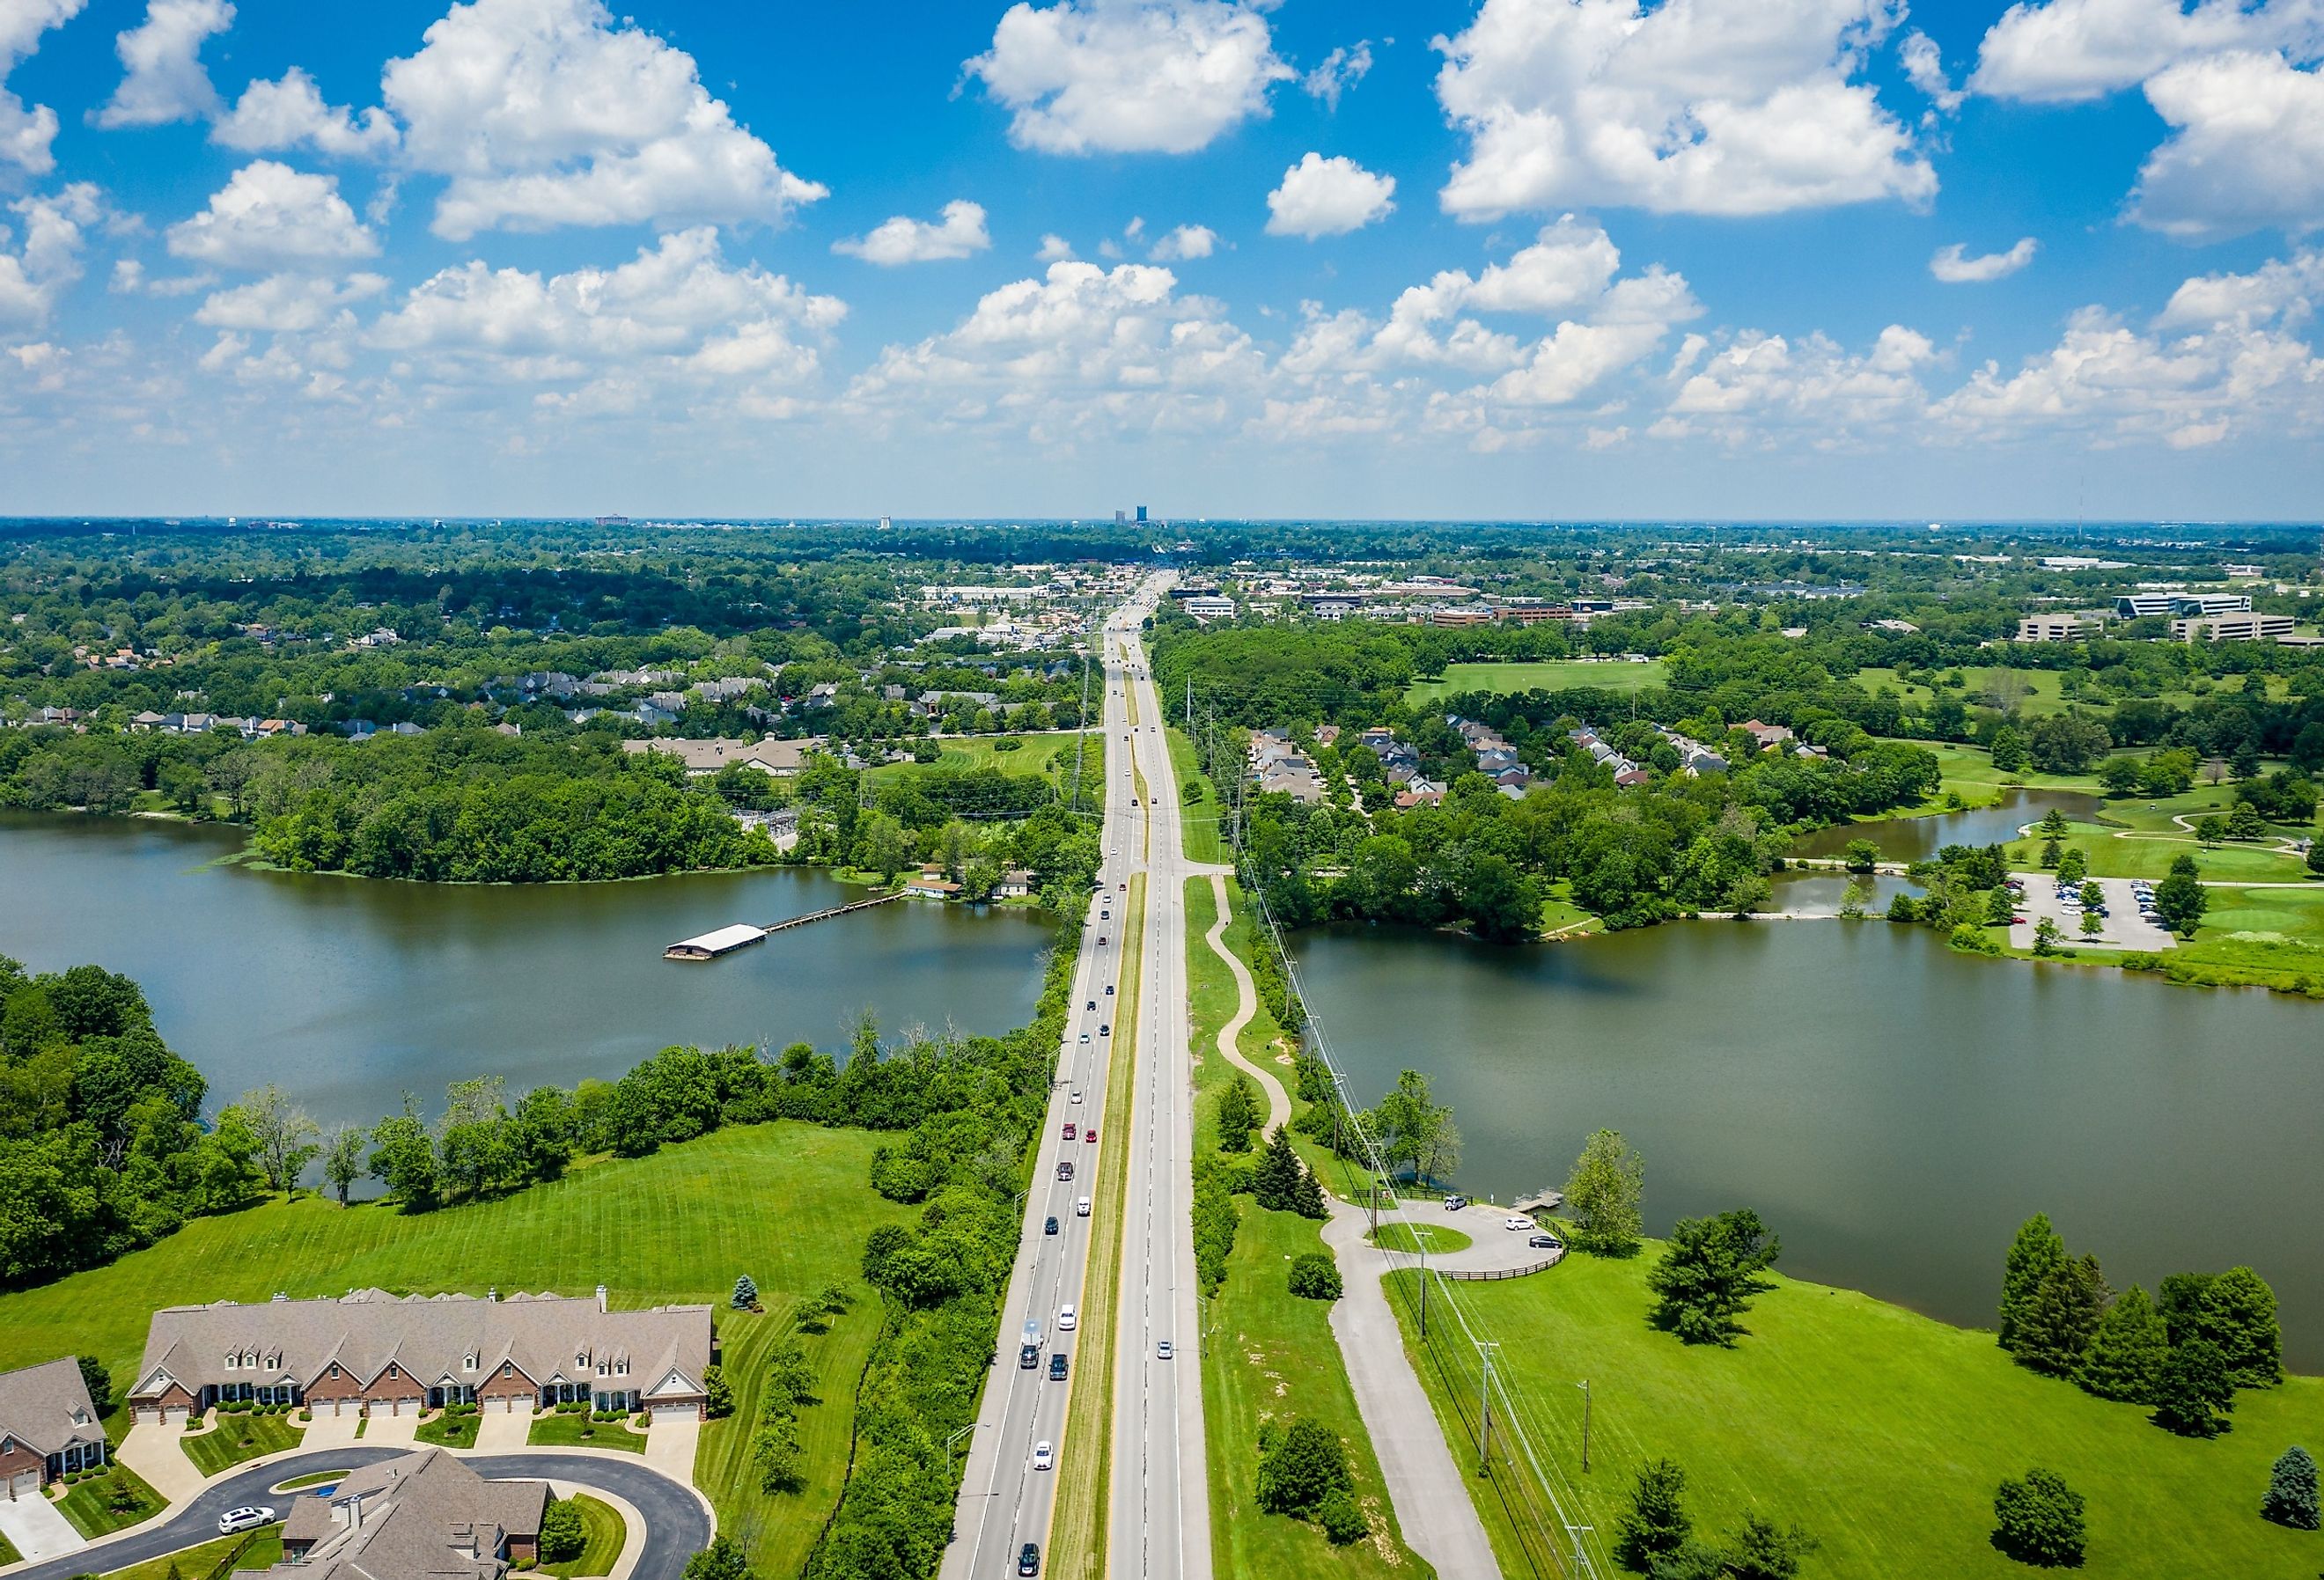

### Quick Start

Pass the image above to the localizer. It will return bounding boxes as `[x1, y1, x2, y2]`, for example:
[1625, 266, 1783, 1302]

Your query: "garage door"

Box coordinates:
[162, 1405, 188, 1426]
[8, 1467, 40, 1499]
[650, 1403, 694, 1424]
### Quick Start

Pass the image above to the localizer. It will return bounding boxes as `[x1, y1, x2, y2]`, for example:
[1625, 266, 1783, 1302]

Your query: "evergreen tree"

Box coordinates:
[2015, 1253, 2109, 1378]
[1647, 1209, 1781, 1348]
[2153, 1338, 2237, 1437]
[1289, 1161, 1328, 1220]
[1216, 1077, 1260, 1155]
[1992, 1467, 2085, 1567]
[1615, 1459, 1693, 1573]
[1724, 1512, 1819, 1580]
[1253, 1125, 1304, 1212]
[2261, 1445, 2320, 1531]
[2076, 1285, 2168, 1403]
[2203, 1267, 2284, 1388]
[1645, 1542, 1725, 1580]
[1999, 1214, 2066, 1354]
[731, 1274, 758, 1310]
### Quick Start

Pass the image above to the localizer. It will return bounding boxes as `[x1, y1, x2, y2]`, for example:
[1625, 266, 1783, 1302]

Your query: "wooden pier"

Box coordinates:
[664, 891, 904, 959]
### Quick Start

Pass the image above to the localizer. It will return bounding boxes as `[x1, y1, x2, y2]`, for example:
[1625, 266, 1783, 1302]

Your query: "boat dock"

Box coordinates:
[664, 892, 904, 959]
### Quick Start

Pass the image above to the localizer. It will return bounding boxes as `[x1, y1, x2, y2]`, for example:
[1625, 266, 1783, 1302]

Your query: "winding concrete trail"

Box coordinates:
[1198, 873, 1290, 1135]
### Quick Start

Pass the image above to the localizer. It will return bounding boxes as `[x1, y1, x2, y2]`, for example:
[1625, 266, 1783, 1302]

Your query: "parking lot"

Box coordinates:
[2008, 872, 2177, 952]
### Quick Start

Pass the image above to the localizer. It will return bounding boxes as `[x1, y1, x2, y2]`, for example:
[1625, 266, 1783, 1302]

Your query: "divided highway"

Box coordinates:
[944, 582, 1185, 1580]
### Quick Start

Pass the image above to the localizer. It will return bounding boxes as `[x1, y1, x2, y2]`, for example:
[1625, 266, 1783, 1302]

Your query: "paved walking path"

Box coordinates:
[1201, 870, 1502, 1576]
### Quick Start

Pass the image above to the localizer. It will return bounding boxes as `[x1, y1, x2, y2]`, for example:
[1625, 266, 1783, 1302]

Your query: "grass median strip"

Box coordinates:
[1049, 871, 1145, 1580]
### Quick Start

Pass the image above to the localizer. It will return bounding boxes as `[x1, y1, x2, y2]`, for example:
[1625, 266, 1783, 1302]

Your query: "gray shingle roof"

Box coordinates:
[0, 1357, 105, 1459]
[270, 1449, 547, 1580]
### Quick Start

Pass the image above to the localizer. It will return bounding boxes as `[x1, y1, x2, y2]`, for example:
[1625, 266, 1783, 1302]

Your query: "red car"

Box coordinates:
[1084, 1127, 1098, 1145]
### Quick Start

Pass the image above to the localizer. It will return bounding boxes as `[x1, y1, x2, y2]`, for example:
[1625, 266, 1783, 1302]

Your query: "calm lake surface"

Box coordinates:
[0, 812, 1056, 1124]
[1788, 788, 2105, 863]
[1296, 917, 2324, 1366]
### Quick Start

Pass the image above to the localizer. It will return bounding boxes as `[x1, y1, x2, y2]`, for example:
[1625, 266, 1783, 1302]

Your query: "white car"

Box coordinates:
[1057, 1304, 1077, 1331]
[218, 1506, 276, 1534]
[1156, 1340, 1174, 1360]
[1504, 1216, 1536, 1232]
[1033, 1441, 1055, 1472]
[1078, 1033, 1091, 1045]
[1070, 1089, 1084, 1104]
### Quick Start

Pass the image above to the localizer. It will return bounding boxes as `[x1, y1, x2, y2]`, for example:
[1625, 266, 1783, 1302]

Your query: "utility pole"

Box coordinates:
[1577, 1378, 1592, 1473]
[1564, 1523, 1596, 1580]
[1071, 650, 1091, 813]
[1476, 1341, 1500, 1477]
[1186, 676, 1192, 728]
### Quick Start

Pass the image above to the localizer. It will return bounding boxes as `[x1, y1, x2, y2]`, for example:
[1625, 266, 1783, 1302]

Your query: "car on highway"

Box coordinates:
[1048, 1352, 1069, 1380]
[1019, 1540, 1042, 1575]
[1106, 983, 1114, 996]
[1070, 1088, 1084, 1103]
[1504, 1216, 1536, 1232]
[1099, 1024, 1111, 1037]
[1033, 1442, 1054, 1472]
[1077, 1195, 1092, 1216]
[1085, 1126, 1098, 1144]
[1063, 1122, 1077, 1140]
[218, 1506, 276, 1534]
[1045, 1216, 1059, 1236]
[1057, 1304, 1077, 1331]
[1078, 1033, 1090, 1045]
[1528, 1233, 1563, 1250]
[1156, 1340, 1174, 1360]
[1087, 999, 1096, 1010]
[1098, 936, 1107, 945]
[1056, 1160, 1075, 1182]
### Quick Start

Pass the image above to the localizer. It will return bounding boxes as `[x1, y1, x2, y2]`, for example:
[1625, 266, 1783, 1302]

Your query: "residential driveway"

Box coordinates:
[300, 1412, 359, 1451]
[118, 1421, 207, 1504]
[643, 1415, 699, 1487]
[472, 1407, 532, 1453]
[3, 1448, 709, 1580]
[0, 1492, 84, 1564]
[2010, 872, 2177, 952]
[362, 1413, 418, 1448]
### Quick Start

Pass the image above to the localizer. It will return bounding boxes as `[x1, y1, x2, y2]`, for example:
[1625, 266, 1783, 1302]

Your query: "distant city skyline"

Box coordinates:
[0, 0, 2320, 519]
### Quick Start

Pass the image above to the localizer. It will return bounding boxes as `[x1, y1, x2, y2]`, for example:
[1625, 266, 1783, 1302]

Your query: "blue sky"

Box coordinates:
[0, 0, 2320, 520]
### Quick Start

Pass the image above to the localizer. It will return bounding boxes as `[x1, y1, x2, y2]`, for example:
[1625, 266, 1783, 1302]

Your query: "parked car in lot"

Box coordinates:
[1444, 1194, 1468, 1212]
[1504, 1216, 1536, 1232]
[1528, 1233, 1563, 1250]
[218, 1507, 276, 1534]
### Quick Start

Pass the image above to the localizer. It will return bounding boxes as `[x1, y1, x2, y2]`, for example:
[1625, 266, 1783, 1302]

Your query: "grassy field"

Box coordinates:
[2004, 825, 2314, 882]
[864, 730, 1101, 786]
[57, 1461, 166, 1538]
[1853, 665, 2278, 721]
[526, 1410, 644, 1452]
[1538, 879, 1604, 938]
[0, 1123, 910, 1569]
[1186, 876, 1429, 1579]
[1166, 726, 1230, 866]
[181, 1410, 303, 1475]
[2160, 884, 2324, 993]
[1408, 659, 1665, 707]
[544, 1493, 625, 1578]
[1389, 1246, 2324, 1580]
[100, 1528, 283, 1579]
[1049, 871, 1145, 1580]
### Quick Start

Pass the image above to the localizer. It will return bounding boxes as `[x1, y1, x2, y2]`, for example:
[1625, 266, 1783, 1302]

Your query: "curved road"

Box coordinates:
[11, 1448, 708, 1580]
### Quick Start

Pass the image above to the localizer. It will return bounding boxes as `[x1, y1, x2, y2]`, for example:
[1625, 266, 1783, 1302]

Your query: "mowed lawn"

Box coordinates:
[1408, 658, 1666, 707]
[1166, 726, 1229, 866]
[0, 1122, 911, 1565]
[1391, 1250, 2324, 1580]
[2170, 885, 2324, 989]
[865, 730, 1102, 792]
[1186, 877, 1429, 1580]
[2004, 825, 2314, 882]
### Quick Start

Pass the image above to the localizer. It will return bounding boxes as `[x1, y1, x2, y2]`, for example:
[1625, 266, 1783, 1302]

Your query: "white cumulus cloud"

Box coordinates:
[92, 0, 232, 129]
[1931, 238, 2039, 283]
[2131, 50, 2324, 239]
[1968, 0, 2313, 102]
[0, 183, 100, 324]
[1265, 152, 1395, 239]
[1149, 223, 1216, 261]
[1432, 0, 1936, 220]
[165, 160, 379, 271]
[966, 0, 1294, 155]
[1301, 40, 1373, 110]
[194, 271, 387, 333]
[833, 201, 992, 265]
[215, 67, 399, 158]
[1, 0, 88, 176]
[1900, 30, 1964, 112]
[380, 0, 825, 239]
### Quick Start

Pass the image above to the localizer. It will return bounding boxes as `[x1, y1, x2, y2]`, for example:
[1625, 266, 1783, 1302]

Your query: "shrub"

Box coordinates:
[1317, 1486, 1367, 1546]
[1254, 1418, 1352, 1518]
[539, 1497, 586, 1563]
[1287, 1253, 1342, 1302]
[1992, 1467, 2085, 1567]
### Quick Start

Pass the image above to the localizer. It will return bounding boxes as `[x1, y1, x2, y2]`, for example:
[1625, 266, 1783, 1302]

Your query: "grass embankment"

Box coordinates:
[1185, 875, 1428, 1579]
[1049, 871, 1144, 1580]
[0, 1123, 909, 1568]
[526, 1410, 644, 1452]
[56, 1461, 166, 1539]
[2004, 822, 2312, 882]
[1408, 658, 1666, 708]
[181, 1410, 303, 1475]
[1389, 1246, 2324, 1580]
[543, 1493, 625, 1578]
[1166, 725, 1228, 866]
[1538, 878, 1603, 938]
[100, 1529, 283, 1579]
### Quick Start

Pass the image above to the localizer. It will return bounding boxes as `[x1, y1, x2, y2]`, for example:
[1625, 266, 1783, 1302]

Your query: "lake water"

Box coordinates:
[1295, 916, 2324, 1367]
[1788, 788, 2106, 863]
[0, 812, 1057, 1124]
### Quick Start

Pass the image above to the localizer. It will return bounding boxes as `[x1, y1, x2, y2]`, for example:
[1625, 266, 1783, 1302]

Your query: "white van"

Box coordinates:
[1076, 1196, 1092, 1216]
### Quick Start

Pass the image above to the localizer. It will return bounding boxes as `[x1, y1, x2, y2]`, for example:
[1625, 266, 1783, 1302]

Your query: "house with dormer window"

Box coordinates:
[128, 1288, 712, 1425]
[0, 1357, 107, 1499]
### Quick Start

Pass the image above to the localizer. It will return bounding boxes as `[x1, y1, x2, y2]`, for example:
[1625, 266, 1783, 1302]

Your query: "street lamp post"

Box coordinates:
[1577, 1378, 1592, 1473]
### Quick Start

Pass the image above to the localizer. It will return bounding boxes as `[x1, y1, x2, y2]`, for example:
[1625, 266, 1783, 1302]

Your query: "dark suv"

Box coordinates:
[1048, 1351, 1069, 1380]
[1019, 1542, 1041, 1576]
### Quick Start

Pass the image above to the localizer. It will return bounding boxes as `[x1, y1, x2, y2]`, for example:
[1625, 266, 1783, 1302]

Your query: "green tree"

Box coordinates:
[1986, 888, 2019, 926]
[702, 1364, 734, 1420]
[2032, 917, 2063, 956]
[2076, 1285, 2168, 1403]
[2307, 842, 2324, 880]
[2195, 813, 2229, 843]
[682, 1536, 754, 1580]
[1215, 1077, 1260, 1155]
[1288, 1253, 1342, 1301]
[1724, 1512, 1819, 1580]
[2015, 1253, 2109, 1378]
[856, 809, 909, 885]
[1252, 1125, 1304, 1212]
[2226, 805, 2267, 841]
[1646, 1209, 1781, 1347]
[539, 1497, 586, 1563]
[2153, 1338, 2237, 1437]
[1990, 727, 2032, 775]
[366, 1098, 439, 1211]
[2036, 808, 2070, 840]
[2161, 1266, 2283, 1388]
[1614, 1459, 1694, 1573]
[1999, 1214, 2066, 1354]
[2098, 757, 2144, 797]
[1369, 1069, 1455, 1187]
[2261, 1444, 2320, 1530]
[732, 1274, 758, 1311]
[1289, 1161, 1328, 1220]
[1564, 1128, 1645, 1258]
[229, 1084, 320, 1197]
[320, 1125, 365, 1207]
[1255, 1417, 1353, 1518]
[2039, 837, 2062, 870]
[2078, 908, 2103, 939]
[2155, 856, 2208, 936]
[77, 1356, 111, 1415]
[2054, 848, 2087, 886]
[1646, 1542, 1726, 1580]
[1317, 1486, 1366, 1545]
[1842, 838, 1880, 873]
[1992, 1467, 2085, 1567]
